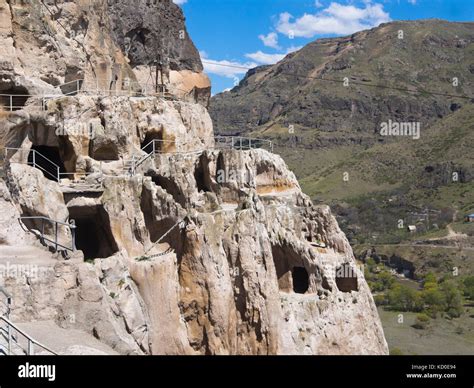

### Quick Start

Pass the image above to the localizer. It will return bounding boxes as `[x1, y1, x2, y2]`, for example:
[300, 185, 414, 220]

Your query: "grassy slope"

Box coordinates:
[379, 307, 474, 355]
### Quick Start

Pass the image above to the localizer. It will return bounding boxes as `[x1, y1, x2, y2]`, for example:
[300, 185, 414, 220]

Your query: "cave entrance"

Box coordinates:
[141, 132, 163, 154]
[0, 85, 29, 111]
[335, 264, 359, 292]
[69, 206, 119, 260]
[194, 155, 211, 193]
[28, 145, 67, 181]
[271, 244, 311, 294]
[292, 267, 309, 294]
[149, 174, 186, 207]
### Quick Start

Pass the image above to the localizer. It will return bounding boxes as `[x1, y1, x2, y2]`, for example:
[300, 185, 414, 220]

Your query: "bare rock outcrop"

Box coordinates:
[0, 0, 388, 355]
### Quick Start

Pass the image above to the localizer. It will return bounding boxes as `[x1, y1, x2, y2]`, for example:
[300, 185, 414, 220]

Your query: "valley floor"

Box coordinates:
[379, 307, 474, 355]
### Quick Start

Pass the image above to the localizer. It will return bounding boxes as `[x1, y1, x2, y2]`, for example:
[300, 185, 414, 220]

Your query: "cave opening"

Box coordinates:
[69, 206, 119, 260]
[140, 186, 185, 260]
[271, 244, 312, 294]
[141, 132, 163, 154]
[0, 85, 29, 111]
[194, 156, 211, 193]
[28, 145, 67, 181]
[335, 264, 359, 292]
[150, 175, 186, 207]
[292, 267, 309, 294]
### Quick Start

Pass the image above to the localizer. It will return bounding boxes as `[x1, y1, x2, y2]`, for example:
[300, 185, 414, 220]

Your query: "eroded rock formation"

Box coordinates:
[0, 0, 387, 355]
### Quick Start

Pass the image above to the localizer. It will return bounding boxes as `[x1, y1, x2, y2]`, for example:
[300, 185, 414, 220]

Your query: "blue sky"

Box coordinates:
[174, 0, 474, 94]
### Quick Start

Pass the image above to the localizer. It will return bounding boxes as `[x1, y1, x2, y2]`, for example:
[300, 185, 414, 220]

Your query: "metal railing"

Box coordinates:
[141, 139, 177, 155]
[59, 79, 83, 96]
[5, 147, 61, 182]
[0, 287, 12, 320]
[5, 148, 103, 189]
[19, 216, 76, 253]
[0, 76, 198, 113]
[0, 94, 35, 112]
[0, 316, 57, 355]
[0, 79, 84, 112]
[129, 136, 274, 176]
[0, 77, 201, 112]
[214, 136, 273, 153]
[130, 139, 178, 175]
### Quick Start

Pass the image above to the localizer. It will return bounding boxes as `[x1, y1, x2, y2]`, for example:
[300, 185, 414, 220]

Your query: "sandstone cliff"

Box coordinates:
[0, 0, 387, 355]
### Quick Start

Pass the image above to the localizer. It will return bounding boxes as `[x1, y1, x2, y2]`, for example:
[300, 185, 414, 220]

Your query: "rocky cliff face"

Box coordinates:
[0, 0, 387, 354]
[107, 0, 202, 72]
[0, 0, 210, 106]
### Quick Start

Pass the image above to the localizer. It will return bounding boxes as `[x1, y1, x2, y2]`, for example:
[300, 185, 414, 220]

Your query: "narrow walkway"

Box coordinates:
[0, 245, 58, 267]
[15, 321, 118, 355]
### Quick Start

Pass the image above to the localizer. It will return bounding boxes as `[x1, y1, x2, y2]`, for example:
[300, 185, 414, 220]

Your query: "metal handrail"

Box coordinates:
[141, 138, 176, 153]
[0, 79, 83, 111]
[131, 139, 178, 174]
[214, 135, 274, 152]
[0, 93, 34, 97]
[0, 80, 183, 112]
[19, 216, 76, 252]
[5, 147, 61, 182]
[0, 316, 57, 355]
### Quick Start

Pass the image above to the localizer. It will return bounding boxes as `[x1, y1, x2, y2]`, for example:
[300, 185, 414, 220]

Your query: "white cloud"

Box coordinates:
[315, 0, 324, 8]
[245, 51, 286, 65]
[200, 51, 257, 78]
[258, 32, 280, 49]
[173, 0, 187, 5]
[200, 45, 302, 79]
[408, 0, 417, 4]
[245, 46, 302, 65]
[276, 2, 391, 38]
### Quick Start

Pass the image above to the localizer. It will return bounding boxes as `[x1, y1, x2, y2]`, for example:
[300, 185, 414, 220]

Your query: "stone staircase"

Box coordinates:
[122, 159, 135, 175]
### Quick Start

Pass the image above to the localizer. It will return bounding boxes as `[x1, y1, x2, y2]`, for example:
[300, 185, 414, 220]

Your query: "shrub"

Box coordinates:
[412, 313, 430, 330]
[374, 294, 386, 306]
[423, 272, 438, 291]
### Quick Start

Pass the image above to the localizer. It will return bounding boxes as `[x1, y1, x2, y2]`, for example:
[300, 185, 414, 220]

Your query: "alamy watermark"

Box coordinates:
[55, 120, 100, 140]
[380, 119, 420, 140]
[217, 169, 252, 184]
[0, 262, 51, 282]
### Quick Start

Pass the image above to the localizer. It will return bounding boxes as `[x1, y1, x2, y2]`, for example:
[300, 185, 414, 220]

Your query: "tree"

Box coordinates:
[378, 271, 395, 291]
[369, 270, 395, 292]
[374, 294, 386, 306]
[421, 288, 445, 317]
[423, 272, 438, 291]
[441, 281, 463, 318]
[387, 285, 423, 312]
[463, 276, 474, 300]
